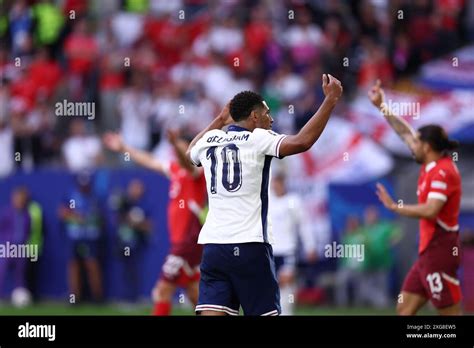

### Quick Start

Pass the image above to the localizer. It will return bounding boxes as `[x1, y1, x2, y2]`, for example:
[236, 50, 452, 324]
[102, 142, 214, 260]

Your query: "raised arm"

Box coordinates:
[368, 79, 418, 154]
[186, 103, 232, 161]
[167, 129, 198, 175]
[103, 132, 168, 175]
[278, 74, 343, 157]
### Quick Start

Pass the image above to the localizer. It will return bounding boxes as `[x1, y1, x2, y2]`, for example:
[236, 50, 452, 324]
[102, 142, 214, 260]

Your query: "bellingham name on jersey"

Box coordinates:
[206, 133, 250, 143]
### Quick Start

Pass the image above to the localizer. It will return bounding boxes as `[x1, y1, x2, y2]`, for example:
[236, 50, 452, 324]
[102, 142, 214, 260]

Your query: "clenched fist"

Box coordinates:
[322, 74, 343, 102]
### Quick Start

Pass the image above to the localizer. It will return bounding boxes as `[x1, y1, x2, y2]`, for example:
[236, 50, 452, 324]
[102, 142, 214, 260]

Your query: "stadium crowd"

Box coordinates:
[1, 0, 473, 176]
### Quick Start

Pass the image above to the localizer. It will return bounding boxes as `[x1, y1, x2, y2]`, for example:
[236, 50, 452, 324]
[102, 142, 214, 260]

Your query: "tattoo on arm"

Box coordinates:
[381, 108, 418, 154]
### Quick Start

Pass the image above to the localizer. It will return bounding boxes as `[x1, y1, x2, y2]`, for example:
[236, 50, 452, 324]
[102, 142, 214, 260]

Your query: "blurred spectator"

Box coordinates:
[244, 4, 272, 58]
[12, 94, 56, 171]
[63, 0, 89, 18]
[334, 215, 366, 307]
[203, 17, 244, 56]
[8, 0, 34, 58]
[29, 47, 63, 99]
[0, 187, 31, 300]
[111, 179, 152, 303]
[0, 78, 14, 178]
[117, 71, 153, 152]
[264, 62, 306, 104]
[32, 0, 65, 48]
[62, 119, 103, 173]
[97, 19, 126, 134]
[0, 122, 14, 178]
[320, 14, 353, 83]
[25, 190, 44, 301]
[357, 39, 394, 89]
[356, 0, 383, 42]
[124, 0, 150, 14]
[357, 206, 402, 308]
[59, 173, 103, 302]
[63, 17, 98, 100]
[144, 12, 189, 67]
[284, 6, 325, 71]
[391, 32, 412, 75]
[110, 11, 145, 48]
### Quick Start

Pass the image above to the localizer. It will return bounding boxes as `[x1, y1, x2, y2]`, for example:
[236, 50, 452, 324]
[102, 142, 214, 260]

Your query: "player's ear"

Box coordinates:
[422, 141, 430, 154]
[250, 110, 258, 123]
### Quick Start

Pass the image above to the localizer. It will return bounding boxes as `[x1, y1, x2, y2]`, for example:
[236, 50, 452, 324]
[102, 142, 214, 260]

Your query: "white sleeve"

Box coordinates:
[190, 138, 204, 166]
[252, 128, 287, 158]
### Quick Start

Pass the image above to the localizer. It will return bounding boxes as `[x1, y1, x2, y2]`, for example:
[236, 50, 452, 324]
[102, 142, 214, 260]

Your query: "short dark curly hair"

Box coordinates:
[229, 91, 264, 122]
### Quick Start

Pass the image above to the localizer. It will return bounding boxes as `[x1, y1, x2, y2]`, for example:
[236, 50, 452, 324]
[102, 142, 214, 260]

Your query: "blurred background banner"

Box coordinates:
[0, 168, 170, 301]
[419, 45, 474, 90]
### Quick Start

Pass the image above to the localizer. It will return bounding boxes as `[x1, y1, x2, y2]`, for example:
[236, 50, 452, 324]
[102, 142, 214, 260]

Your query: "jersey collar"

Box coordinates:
[425, 161, 436, 172]
[227, 124, 249, 132]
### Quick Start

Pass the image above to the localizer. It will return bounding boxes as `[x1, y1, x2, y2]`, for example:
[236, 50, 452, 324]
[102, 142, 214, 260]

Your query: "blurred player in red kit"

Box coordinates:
[103, 129, 206, 315]
[369, 80, 462, 315]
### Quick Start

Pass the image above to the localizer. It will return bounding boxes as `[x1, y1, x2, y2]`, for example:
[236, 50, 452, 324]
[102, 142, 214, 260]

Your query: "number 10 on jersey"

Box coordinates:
[206, 145, 242, 193]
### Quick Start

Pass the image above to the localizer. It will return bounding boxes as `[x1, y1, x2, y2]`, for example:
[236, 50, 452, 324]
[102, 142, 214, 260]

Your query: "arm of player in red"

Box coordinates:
[376, 182, 445, 219]
[368, 79, 419, 156]
[167, 128, 199, 176]
[278, 74, 343, 157]
[102, 132, 168, 176]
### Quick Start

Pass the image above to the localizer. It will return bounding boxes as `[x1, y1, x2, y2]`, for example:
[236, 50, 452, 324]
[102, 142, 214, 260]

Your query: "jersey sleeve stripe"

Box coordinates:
[431, 181, 447, 190]
[275, 135, 287, 158]
[436, 218, 459, 232]
[427, 192, 447, 201]
[260, 156, 272, 243]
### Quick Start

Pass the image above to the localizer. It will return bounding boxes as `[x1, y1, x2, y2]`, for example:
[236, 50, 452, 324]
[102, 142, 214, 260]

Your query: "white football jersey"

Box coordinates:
[190, 125, 287, 244]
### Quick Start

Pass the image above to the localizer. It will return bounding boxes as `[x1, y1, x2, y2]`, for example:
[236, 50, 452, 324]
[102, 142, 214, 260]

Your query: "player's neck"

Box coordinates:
[235, 121, 253, 131]
[423, 151, 443, 165]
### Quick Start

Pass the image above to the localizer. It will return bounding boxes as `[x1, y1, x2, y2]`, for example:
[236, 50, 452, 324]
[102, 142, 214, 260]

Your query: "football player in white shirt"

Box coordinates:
[187, 74, 342, 316]
[270, 173, 317, 315]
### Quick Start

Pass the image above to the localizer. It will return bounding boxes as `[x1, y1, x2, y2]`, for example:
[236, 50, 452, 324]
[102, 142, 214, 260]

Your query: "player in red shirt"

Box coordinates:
[369, 80, 462, 315]
[103, 129, 207, 315]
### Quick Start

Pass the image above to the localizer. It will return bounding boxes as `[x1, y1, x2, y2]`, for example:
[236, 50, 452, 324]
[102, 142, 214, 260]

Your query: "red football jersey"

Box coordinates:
[417, 156, 461, 253]
[166, 162, 206, 246]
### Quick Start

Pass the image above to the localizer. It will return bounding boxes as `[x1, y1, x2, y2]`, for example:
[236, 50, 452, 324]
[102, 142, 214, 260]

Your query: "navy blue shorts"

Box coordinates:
[196, 242, 281, 316]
